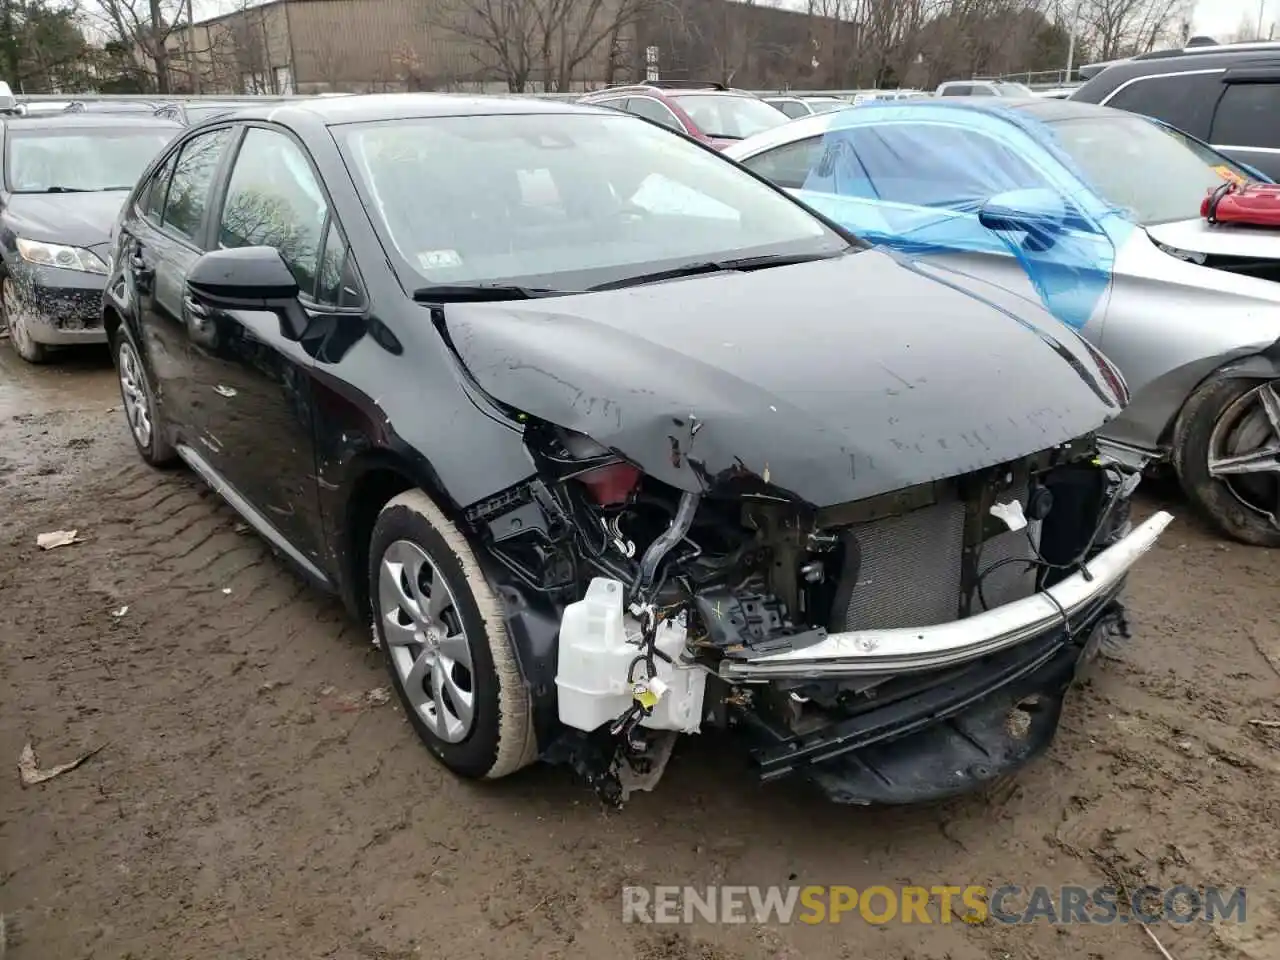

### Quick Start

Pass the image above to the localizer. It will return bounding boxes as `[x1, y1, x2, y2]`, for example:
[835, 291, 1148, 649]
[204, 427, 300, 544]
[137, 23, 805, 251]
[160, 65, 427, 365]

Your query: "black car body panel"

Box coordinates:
[442, 251, 1121, 508]
[100, 94, 1165, 806]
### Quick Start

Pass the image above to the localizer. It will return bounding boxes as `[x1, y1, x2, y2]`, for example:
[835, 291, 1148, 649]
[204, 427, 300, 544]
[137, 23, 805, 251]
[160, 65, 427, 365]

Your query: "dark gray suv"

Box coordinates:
[1071, 41, 1280, 180]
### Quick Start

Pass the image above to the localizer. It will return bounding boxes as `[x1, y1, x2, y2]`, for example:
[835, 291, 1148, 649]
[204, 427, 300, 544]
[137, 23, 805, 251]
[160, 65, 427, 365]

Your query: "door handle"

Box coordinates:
[183, 294, 209, 318]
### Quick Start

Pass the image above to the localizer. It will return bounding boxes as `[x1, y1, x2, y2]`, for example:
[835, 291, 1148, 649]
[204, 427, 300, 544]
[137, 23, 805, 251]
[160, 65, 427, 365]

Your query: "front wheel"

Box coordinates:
[369, 490, 537, 779]
[2, 277, 48, 364]
[1173, 372, 1280, 547]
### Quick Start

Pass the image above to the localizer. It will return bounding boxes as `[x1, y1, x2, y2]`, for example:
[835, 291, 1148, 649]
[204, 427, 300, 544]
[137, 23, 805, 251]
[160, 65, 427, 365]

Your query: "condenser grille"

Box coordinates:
[837, 490, 1040, 632]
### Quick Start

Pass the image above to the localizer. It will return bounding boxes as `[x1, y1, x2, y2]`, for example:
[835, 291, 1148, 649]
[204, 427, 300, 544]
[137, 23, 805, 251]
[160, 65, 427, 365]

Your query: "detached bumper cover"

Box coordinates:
[720, 510, 1173, 680]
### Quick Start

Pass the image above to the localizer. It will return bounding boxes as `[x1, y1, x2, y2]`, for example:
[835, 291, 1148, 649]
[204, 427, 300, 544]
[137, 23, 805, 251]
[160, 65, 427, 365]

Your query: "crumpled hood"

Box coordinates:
[4, 190, 129, 251]
[442, 250, 1122, 507]
[1146, 217, 1280, 260]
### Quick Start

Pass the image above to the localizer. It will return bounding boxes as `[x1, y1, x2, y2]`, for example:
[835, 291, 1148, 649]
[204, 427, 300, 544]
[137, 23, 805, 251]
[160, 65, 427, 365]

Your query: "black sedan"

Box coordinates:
[103, 94, 1169, 805]
[0, 113, 178, 362]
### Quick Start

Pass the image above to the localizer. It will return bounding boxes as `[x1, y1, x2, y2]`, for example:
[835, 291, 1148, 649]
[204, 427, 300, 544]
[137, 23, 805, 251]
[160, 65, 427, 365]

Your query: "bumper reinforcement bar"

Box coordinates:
[719, 510, 1173, 680]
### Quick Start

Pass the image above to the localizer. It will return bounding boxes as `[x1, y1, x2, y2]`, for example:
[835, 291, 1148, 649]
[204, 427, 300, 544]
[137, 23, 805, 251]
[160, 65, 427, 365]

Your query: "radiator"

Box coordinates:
[836, 491, 1038, 632]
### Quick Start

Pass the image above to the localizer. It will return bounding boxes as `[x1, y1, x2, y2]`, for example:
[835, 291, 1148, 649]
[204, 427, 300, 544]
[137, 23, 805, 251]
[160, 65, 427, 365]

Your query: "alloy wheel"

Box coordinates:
[117, 339, 154, 450]
[378, 539, 476, 743]
[1207, 379, 1280, 526]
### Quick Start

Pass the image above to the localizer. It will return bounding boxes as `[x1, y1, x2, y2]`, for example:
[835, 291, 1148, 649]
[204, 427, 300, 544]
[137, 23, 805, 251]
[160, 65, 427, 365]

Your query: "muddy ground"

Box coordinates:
[1, 342, 1279, 960]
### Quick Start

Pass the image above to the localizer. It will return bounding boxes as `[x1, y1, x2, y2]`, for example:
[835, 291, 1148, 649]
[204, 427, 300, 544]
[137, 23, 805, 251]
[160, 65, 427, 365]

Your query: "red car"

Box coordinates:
[578, 81, 788, 150]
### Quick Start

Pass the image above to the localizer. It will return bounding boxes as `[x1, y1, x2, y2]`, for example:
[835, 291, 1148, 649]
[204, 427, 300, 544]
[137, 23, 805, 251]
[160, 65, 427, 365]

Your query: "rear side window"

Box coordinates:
[940, 84, 971, 96]
[627, 97, 684, 132]
[162, 127, 232, 241]
[1211, 82, 1280, 148]
[140, 150, 177, 225]
[1103, 72, 1223, 137]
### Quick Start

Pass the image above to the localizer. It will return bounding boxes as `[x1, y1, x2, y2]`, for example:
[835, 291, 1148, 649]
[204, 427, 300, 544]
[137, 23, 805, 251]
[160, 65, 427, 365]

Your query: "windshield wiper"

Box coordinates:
[43, 186, 93, 193]
[411, 283, 569, 303]
[588, 250, 846, 292]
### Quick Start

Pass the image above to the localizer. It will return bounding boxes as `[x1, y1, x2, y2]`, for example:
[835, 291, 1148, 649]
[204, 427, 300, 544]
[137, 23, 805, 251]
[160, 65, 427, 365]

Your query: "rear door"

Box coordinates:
[119, 126, 234, 446]
[1209, 72, 1280, 180]
[183, 123, 335, 570]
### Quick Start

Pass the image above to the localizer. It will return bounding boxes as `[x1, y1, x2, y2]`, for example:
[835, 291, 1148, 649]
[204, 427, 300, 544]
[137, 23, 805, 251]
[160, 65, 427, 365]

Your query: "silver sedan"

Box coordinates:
[724, 97, 1280, 546]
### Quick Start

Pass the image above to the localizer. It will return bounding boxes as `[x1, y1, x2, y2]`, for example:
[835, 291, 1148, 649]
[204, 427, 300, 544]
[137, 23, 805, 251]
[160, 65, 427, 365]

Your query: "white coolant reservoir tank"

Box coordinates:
[556, 577, 706, 734]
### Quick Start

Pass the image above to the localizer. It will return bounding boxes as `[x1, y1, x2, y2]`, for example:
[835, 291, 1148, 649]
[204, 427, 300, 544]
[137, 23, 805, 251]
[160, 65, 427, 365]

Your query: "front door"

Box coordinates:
[121, 127, 234, 445]
[182, 124, 333, 572]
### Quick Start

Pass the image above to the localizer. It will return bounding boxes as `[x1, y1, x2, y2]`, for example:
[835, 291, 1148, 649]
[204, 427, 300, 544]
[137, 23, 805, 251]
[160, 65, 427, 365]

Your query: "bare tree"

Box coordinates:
[1076, 0, 1189, 60]
[84, 0, 185, 92]
[432, 0, 654, 92]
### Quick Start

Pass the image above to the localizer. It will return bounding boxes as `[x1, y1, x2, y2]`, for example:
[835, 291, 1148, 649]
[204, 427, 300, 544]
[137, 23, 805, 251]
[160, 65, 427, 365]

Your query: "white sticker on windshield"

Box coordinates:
[417, 249, 464, 270]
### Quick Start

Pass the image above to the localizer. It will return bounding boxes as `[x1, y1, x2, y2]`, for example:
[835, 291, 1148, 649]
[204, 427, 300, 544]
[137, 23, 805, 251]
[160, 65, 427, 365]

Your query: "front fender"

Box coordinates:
[1213, 344, 1280, 381]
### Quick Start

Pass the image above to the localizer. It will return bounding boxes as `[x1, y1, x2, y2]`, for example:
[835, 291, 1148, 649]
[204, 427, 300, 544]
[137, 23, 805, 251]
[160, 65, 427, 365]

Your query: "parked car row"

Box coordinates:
[2, 73, 1269, 810]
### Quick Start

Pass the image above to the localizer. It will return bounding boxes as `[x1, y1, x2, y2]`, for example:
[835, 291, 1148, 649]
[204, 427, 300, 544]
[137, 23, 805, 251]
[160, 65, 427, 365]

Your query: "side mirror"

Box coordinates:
[977, 188, 1067, 233]
[187, 246, 308, 340]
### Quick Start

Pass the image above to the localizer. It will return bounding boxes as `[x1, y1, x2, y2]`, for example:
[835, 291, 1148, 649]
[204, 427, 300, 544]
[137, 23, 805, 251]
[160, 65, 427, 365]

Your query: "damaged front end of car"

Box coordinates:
[467, 421, 1167, 805]
[433, 254, 1173, 806]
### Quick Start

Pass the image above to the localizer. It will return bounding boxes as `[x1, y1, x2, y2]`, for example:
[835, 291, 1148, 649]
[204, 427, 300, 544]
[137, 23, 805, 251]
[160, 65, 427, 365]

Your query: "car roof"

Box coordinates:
[837, 96, 1113, 122]
[229, 92, 613, 125]
[941, 97, 1114, 121]
[1077, 46, 1280, 91]
[580, 86, 757, 101]
[721, 97, 1123, 160]
[0, 113, 181, 130]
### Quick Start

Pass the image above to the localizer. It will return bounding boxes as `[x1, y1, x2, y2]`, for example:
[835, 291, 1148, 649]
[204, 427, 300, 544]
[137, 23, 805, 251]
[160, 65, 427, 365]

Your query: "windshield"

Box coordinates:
[338, 112, 849, 292]
[670, 93, 789, 139]
[995, 82, 1034, 96]
[7, 128, 174, 192]
[807, 99, 851, 114]
[1047, 115, 1256, 224]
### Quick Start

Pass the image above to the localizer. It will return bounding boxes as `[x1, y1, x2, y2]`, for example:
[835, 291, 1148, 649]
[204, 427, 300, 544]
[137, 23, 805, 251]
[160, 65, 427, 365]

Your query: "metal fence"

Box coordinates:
[10, 83, 1076, 108]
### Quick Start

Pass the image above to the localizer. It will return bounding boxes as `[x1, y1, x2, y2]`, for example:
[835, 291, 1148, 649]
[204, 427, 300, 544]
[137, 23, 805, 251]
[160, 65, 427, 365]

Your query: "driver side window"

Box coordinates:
[806, 122, 1048, 209]
[742, 137, 824, 190]
[217, 127, 329, 293]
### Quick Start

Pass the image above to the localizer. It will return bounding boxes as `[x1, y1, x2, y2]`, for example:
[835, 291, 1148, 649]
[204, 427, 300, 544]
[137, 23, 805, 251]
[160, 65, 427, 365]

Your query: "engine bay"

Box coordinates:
[463, 420, 1144, 804]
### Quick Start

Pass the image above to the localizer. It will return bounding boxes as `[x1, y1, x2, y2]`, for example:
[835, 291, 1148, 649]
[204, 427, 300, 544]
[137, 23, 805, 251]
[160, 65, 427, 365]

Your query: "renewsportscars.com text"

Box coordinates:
[622, 884, 1246, 926]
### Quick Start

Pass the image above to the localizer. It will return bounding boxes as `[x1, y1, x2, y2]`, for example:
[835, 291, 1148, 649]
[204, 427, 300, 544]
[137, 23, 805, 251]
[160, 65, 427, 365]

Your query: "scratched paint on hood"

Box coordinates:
[440, 250, 1121, 508]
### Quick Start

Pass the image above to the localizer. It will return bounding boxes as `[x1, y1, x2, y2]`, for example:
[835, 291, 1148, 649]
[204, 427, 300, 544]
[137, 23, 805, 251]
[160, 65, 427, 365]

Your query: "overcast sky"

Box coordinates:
[1194, 0, 1274, 38]
[190, 0, 1276, 43]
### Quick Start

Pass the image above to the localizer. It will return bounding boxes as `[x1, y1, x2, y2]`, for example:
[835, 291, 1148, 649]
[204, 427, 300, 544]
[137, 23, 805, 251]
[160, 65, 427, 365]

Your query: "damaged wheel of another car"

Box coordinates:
[369, 490, 537, 780]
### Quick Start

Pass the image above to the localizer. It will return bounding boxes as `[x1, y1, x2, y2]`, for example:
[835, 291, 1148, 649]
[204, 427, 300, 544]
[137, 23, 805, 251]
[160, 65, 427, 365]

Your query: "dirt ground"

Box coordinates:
[2, 343, 1279, 960]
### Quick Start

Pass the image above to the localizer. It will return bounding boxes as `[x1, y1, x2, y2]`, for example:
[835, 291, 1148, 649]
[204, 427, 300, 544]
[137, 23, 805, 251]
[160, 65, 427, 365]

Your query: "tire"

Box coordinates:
[1173, 371, 1280, 547]
[369, 490, 536, 779]
[113, 328, 177, 467]
[2, 277, 49, 364]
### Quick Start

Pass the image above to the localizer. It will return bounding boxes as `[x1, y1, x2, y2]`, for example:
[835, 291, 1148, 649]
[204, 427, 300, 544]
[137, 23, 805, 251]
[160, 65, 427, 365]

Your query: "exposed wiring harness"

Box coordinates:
[973, 464, 1140, 642]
